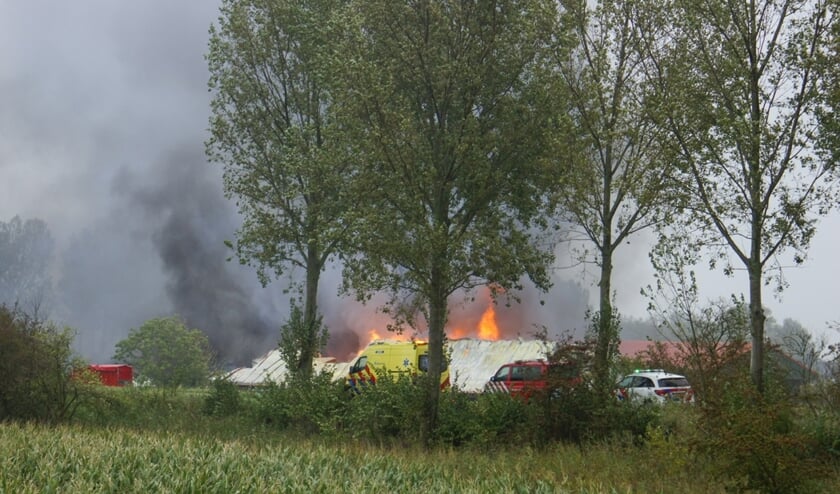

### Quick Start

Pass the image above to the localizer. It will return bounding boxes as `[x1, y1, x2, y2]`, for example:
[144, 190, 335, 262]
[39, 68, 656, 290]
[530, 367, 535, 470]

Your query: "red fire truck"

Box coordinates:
[87, 364, 133, 387]
[484, 359, 581, 399]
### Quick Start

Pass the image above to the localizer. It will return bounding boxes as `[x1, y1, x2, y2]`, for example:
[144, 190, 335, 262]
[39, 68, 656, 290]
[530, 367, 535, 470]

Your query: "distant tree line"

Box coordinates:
[0, 216, 53, 318]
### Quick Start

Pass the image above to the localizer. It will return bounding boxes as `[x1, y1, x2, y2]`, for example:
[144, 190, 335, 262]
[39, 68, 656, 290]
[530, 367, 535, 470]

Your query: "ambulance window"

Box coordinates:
[350, 356, 367, 373]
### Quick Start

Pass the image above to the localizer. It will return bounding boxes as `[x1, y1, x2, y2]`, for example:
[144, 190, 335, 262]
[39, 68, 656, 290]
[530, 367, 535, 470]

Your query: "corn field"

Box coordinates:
[0, 421, 744, 493]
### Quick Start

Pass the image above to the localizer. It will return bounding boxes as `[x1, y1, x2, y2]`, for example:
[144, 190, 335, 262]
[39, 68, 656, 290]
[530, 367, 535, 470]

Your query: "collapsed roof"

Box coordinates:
[226, 338, 556, 393]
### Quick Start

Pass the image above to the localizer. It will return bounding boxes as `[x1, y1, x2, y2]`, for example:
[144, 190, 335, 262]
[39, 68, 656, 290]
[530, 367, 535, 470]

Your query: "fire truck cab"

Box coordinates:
[347, 340, 450, 391]
[484, 360, 550, 397]
[484, 359, 580, 399]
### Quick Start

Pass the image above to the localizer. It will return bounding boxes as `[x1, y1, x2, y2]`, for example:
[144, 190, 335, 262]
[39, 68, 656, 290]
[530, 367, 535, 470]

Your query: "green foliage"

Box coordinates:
[586, 307, 622, 389]
[693, 375, 831, 494]
[336, 0, 560, 304]
[2, 419, 777, 493]
[51, 368, 840, 492]
[642, 0, 840, 391]
[207, 0, 353, 285]
[207, 0, 355, 378]
[643, 406, 698, 478]
[277, 303, 328, 380]
[432, 390, 485, 447]
[340, 376, 426, 443]
[202, 378, 241, 417]
[255, 372, 347, 435]
[333, 0, 562, 443]
[73, 386, 202, 431]
[0, 305, 83, 423]
[795, 342, 840, 459]
[529, 378, 661, 446]
[113, 316, 212, 389]
[554, 1, 677, 385]
[462, 392, 540, 446]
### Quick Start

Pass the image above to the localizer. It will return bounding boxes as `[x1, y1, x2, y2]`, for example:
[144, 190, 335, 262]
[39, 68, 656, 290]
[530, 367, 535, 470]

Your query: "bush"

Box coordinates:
[202, 378, 241, 417]
[694, 375, 830, 494]
[434, 390, 484, 446]
[255, 372, 348, 435]
[526, 336, 662, 445]
[434, 389, 548, 447]
[0, 305, 83, 423]
[340, 376, 425, 443]
[471, 392, 539, 445]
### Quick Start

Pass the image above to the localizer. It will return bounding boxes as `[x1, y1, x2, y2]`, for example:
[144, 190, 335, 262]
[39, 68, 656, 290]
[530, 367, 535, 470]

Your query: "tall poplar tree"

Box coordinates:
[207, 0, 353, 378]
[333, 0, 561, 441]
[554, 0, 675, 387]
[640, 0, 839, 391]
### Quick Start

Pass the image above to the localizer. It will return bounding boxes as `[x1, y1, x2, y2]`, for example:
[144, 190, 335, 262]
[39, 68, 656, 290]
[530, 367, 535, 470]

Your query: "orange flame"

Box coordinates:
[477, 302, 500, 340]
[365, 328, 411, 347]
[448, 326, 468, 339]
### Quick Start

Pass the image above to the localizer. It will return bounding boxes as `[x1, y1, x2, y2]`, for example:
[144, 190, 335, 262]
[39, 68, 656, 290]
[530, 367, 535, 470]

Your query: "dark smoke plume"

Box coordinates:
[119, 148, 281, 367]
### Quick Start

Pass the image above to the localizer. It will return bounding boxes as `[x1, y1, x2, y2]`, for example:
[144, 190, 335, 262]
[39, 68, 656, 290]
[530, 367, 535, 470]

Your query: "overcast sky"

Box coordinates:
[1, 1, 838, 364]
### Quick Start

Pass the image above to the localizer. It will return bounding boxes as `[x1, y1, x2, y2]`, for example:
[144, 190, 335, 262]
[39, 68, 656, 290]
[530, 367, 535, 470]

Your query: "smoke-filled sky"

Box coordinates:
[1, 1, 838, 365]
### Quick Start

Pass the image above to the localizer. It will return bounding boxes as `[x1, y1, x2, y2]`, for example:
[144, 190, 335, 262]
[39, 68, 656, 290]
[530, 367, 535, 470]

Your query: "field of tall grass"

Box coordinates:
[2, 419, 725, 494]
[3, 383, 840, 493]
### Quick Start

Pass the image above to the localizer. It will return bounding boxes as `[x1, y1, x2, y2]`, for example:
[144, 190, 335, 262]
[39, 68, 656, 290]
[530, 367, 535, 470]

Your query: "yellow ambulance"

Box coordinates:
[347, 340, 450, 391]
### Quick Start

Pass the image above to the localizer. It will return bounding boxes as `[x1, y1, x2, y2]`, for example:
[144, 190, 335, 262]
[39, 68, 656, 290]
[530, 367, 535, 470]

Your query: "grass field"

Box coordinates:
[1, 420, 723, 494]
[3, 385, 840, 493]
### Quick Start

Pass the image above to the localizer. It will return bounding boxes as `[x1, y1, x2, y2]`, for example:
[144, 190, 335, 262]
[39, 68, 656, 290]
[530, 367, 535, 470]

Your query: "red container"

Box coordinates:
[88, 364, 133, 386]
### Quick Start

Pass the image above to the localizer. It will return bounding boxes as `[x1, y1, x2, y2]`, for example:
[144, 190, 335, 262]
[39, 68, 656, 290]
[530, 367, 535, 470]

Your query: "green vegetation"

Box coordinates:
[4, 317, 840, 492]
[0, 420, 709, 493]
[0, 305, 83, 423]
[207, 0, 354, 379]
[3, 380, 840, 493]
[202, 3, 840, 453]
[553, 0, 676, 390]
[640, 0, 840, 392]
[113, 316, 213, 389]
[330, 0, 560, 445]
[5, 1, 840, 492]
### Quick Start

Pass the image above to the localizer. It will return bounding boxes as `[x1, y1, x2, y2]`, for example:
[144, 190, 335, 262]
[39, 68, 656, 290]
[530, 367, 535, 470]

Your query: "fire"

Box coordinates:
[365, 328, 410, 347]
[444, 286, 504, 341]
[448, 327, 468, 339]
[477, 302, 500, 340]
[357, 285, 504, 355]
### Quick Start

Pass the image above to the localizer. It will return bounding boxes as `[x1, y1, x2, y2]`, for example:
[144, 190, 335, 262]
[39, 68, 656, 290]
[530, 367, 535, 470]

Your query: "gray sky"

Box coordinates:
[0, 0, 285, 365]
[1, 1, 837, 364]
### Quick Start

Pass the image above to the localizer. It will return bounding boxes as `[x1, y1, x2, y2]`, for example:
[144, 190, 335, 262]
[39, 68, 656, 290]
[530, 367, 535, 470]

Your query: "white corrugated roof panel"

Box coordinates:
[227, 338, 556, 392]
[448, 338, 555, 392]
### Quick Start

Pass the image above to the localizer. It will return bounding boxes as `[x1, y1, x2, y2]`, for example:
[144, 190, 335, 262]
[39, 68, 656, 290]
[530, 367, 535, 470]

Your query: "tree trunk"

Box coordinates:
[594, 245, 614, 387]
[297, 240, 321, 380]
[748, 260, 765, 393]
[747, 13, 765, 393]
[595, 149, 615, 388]
[423, 258, 447, 447]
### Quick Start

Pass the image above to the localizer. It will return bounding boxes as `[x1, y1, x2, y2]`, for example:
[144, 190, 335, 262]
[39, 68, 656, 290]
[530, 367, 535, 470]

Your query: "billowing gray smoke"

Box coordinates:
[120, 148, 281, 367]
[0, 1, 607, 370]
